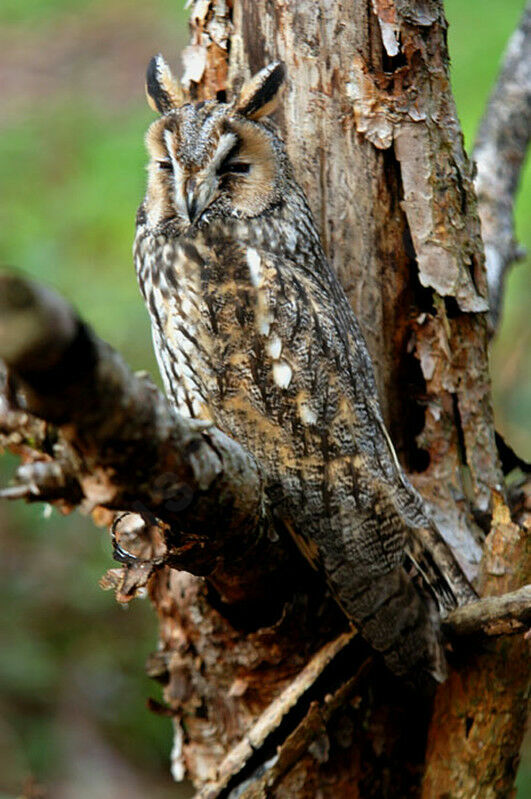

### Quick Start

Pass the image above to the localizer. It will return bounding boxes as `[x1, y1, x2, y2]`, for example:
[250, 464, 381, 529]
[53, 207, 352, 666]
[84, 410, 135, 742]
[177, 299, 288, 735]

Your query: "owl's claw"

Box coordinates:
[187, 418, 215, 433]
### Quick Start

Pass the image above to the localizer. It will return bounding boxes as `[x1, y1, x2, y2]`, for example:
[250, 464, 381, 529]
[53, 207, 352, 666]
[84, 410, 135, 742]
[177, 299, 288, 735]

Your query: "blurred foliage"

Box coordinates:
[0, 0, 529, 797]
[1, 0, 185, 27]
[0, 104, 159, 375]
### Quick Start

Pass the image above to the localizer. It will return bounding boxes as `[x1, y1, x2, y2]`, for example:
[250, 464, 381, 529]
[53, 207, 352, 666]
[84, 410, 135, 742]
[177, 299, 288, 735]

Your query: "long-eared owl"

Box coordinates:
[134, 55, 474, 687]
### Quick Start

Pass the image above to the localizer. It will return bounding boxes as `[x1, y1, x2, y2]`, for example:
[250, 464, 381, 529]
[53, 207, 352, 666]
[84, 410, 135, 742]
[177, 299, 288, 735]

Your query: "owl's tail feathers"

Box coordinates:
[392, 482, 477, 611]
[339, 568, 448, 689]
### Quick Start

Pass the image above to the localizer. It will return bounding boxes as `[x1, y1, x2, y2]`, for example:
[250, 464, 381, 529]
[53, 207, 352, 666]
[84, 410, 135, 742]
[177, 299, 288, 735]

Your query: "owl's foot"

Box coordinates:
[187, 418, 215, 433]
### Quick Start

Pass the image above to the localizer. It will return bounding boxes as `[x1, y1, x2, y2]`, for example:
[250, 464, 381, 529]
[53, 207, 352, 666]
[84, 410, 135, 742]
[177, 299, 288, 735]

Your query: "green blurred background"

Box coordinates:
[0, 1, 529, 797]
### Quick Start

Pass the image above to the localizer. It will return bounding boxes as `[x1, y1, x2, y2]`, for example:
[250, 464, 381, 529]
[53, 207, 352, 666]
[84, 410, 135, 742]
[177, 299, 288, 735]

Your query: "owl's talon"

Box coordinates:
[187, 418, 214, 433]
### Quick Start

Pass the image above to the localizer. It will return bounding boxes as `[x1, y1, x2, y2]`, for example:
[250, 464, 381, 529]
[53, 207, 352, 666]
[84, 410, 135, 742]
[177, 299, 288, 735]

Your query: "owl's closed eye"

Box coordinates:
[143, 56, 288, 230]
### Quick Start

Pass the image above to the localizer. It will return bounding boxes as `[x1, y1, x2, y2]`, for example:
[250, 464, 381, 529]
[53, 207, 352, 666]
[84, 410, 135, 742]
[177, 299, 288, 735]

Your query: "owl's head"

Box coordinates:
[142, 55, 288, 230]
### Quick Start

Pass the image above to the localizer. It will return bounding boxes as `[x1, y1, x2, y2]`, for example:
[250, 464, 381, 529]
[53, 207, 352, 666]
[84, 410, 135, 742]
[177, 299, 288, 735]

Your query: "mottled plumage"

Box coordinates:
[134, 56, 474, 687]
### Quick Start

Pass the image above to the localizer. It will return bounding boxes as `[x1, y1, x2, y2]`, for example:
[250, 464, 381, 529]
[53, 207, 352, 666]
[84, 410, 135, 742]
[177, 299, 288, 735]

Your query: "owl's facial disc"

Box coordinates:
[146, 112, 277, 228]
[143, 55, 286, 228]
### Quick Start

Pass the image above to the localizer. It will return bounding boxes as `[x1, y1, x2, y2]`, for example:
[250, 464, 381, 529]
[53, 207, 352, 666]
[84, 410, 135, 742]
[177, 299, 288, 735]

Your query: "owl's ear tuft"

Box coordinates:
[146, 54, 185, 114]
[234, 62, 285, 120]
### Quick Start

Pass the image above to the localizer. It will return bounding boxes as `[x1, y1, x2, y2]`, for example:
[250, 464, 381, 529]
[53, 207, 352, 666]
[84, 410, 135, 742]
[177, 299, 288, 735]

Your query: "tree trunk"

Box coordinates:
[146, 2, 528, 796]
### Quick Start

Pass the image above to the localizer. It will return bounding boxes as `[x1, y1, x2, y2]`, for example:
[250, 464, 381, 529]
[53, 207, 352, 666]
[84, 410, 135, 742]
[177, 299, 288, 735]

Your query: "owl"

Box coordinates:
[134, 55, 475, 688]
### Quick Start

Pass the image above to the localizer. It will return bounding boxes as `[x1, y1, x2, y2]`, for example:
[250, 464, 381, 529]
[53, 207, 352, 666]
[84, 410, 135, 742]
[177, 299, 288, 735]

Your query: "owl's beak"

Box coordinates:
[184, 176, 216, 224]
[185, 178, 199, 222]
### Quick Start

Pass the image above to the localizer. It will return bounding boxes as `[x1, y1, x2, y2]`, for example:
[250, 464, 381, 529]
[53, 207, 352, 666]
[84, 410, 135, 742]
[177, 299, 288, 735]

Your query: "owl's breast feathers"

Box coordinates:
[135, 217, 393, 491]
[134, 214, 473, 686]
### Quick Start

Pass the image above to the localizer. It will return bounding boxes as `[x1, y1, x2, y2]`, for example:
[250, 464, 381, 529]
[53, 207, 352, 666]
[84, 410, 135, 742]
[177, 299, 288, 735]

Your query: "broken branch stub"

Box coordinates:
[444, 584, 531, 638]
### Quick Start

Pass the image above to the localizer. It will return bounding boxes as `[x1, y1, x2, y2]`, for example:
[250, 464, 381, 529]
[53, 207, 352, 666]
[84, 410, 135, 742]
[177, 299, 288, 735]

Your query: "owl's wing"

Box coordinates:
[241, 244, 475, 615]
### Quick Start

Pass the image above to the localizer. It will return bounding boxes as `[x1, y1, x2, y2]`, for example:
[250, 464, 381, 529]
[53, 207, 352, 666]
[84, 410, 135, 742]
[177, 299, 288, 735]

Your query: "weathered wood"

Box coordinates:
[422, 493, 530, 799]
[221, 0, 500, 579]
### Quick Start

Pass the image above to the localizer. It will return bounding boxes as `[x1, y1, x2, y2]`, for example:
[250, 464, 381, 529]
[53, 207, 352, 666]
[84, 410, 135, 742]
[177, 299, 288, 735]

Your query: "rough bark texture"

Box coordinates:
[423, 495, 530, 799]
[1, 2, 529, 798]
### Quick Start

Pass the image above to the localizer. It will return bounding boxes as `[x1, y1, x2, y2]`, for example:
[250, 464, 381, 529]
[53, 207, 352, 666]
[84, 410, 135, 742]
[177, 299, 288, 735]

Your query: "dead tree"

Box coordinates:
[1, 2, 529, 797]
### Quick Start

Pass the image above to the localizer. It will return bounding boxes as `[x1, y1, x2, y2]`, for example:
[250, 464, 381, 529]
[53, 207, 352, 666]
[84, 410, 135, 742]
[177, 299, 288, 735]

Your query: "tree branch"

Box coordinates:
[444, 584, 531, 637]
[0, 271, 297, 604]
[473, 2, 531, 330]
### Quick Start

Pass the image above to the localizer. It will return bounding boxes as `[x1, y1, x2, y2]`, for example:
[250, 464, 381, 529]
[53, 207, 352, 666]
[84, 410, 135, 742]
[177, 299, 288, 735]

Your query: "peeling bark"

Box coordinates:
[423, 494, 530, 799]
